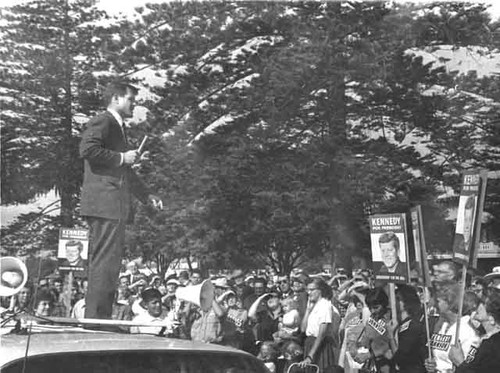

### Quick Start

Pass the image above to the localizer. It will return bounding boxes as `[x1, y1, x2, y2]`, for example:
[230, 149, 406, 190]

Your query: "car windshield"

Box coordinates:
[3, 351, 266, 373]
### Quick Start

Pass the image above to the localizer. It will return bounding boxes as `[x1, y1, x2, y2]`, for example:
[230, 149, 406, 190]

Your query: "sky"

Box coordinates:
[96, 0, 500, 19]
[1, 0, 500, 19]
[95, 0, 500, 19]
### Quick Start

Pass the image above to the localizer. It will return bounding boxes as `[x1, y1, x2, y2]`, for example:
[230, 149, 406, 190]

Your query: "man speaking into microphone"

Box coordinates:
[80, 81, 162, 320]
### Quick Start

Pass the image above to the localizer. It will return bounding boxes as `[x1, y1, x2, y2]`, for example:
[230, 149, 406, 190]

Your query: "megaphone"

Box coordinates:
[176, 279, 214, 311]
[0, 256, 28, 297]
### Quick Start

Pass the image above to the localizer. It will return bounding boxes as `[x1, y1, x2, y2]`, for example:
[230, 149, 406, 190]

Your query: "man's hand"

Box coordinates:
[123, 150, 139, 165]
[148, 195, 163, 210]
[424, 357, 437, 373]
[386, 319, 398, 335]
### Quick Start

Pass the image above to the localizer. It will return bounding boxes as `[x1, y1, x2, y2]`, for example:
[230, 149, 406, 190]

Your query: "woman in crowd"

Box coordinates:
[390, 284, 427, 373]
[425, 283, 481, 373]
[33, 289, 54, 318]
[353, 287, 395, 373]
[298, 278, 339, 373]
[219, 289, 248, 349]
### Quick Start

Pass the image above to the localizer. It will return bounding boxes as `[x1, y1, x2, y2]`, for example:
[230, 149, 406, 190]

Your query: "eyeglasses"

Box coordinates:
[306, 287, 318, 292]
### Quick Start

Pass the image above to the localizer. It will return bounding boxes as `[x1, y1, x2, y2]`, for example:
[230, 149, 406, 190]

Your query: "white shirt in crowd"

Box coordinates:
[432, 315, 481, 373]
[305, 297, 335, 337]
[130, 312, 172, 335]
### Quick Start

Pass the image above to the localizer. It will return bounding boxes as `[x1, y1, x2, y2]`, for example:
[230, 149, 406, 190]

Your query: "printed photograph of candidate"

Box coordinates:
[371, 231, 409, 282]
[453, 195, 477, 255]
[58, 239, 89, 272]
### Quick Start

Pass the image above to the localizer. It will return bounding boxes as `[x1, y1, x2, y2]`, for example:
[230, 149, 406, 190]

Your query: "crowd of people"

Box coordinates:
[2, 259, 500, 373]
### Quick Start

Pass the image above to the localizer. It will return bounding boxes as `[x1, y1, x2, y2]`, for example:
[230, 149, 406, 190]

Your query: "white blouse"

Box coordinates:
[305, 297, 333, 337]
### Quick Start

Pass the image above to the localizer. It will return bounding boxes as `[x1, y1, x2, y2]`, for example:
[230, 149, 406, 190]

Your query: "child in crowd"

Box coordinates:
[281, 340, 304, 373]
[257, 341, 278, 373]
[273, 297, 300, 342]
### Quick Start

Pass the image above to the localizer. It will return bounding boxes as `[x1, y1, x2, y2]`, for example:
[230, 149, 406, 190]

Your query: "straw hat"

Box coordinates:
[484, 266, 500, 282]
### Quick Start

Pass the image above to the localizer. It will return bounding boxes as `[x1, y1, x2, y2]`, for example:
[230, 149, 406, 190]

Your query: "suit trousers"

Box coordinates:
[84, 216, 126, 319]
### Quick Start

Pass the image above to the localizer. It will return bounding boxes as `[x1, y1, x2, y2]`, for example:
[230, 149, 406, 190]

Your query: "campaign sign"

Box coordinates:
[57, 228, 89, 273]
[452, 171, 484, 266]
[370, 213, 410, 283]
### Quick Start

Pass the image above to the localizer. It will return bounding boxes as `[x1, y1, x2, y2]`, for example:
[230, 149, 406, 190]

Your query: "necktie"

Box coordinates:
[121, 124, 128, 145]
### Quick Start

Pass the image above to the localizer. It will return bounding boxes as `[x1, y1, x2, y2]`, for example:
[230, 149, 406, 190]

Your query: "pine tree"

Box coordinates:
[0, 0, 136, 253]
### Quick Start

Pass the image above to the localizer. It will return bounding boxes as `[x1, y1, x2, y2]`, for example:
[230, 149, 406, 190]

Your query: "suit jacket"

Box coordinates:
[80, 111, 150, 221]
[379, 260, 407, 277]
[60, 257, 87, 268]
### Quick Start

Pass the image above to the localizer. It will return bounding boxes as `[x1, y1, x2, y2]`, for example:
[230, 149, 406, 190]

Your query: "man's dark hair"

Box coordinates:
[103, 81, 138, 106]
[486, 291, 500, 324]
[308, 277, 333, 300]
[378, 231, 400, 251]
[34, 289, 54, 310]
[65, 240, 83, 252]
[365, 287, 389, 309]
[396, 284, 422, 318]
[141, 288, 162, 303]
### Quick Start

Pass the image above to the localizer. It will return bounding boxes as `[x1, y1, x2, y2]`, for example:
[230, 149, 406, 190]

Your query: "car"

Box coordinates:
[0, 324, 269, 373]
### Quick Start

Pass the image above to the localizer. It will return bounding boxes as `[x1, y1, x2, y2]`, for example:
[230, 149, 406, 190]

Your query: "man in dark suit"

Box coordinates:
[80, 81, 162, 319]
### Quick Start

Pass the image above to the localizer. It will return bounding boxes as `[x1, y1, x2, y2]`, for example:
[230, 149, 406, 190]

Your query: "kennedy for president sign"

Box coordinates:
[57, 228, 89, 273]
[369, 213, 410, 283]
[452, 171, 487, 267]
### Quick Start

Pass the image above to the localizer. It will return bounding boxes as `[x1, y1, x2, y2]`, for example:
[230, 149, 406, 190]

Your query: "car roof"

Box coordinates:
[0, 325, 252, 368]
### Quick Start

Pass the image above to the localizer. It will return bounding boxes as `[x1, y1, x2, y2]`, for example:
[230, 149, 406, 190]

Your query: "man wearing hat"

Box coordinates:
[243, 277, 267, 310]
[484, 266, 500, 293]
[163, 278, 180, 311]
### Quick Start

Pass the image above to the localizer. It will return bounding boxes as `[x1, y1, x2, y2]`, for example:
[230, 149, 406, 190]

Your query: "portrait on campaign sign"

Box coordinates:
[369, 213, 410, 283]
[57, 228, 89, 273]
[452, 195, 478, 264]
[453, 196, 477, 248]
[452, 170, 487, 267]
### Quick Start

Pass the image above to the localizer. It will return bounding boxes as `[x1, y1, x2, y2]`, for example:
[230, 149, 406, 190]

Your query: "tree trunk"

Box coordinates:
[327, 68, 350, 270]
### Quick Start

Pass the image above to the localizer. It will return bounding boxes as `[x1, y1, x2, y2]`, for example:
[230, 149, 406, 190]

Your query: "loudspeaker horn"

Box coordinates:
[176, 279, 214, 312]
[0, 256, 28, 297]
